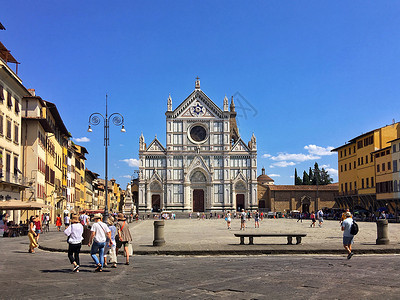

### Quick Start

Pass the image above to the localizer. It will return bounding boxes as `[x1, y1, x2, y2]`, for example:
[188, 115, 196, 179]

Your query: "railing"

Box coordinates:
[0, 170, 29, 186]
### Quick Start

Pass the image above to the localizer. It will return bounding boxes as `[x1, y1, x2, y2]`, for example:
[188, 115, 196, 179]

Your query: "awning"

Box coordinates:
[0, 200, 50, 210]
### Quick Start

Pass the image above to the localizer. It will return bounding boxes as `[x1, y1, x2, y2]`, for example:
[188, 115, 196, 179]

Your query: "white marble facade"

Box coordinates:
[138, 79, 257, 213]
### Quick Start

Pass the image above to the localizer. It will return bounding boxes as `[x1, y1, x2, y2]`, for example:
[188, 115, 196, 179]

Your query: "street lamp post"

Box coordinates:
[88, 95, 125, 222]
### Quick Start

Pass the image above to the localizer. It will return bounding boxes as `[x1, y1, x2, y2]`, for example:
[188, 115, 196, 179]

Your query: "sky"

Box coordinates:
[2, 1, 400, 188]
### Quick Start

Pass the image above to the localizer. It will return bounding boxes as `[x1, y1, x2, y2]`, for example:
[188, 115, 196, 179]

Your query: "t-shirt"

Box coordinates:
[64, 223, 84, 244]
[64, 216, 70, 224]
[80, 214, 89, 225]
[342, 217, 354, 237]
[91, 221, 110, 243]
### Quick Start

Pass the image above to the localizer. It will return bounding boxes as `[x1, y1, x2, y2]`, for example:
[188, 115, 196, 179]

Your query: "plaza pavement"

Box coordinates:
[37, 217, 400, 255]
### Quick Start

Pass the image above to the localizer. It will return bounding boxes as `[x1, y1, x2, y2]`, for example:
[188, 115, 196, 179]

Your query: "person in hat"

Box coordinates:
[341, 211, 355, 259]
[64, 214, 83, 272]
[88, 213, 111, 272]
[104, 216, 117, 268]
[116, 213, 132, 265]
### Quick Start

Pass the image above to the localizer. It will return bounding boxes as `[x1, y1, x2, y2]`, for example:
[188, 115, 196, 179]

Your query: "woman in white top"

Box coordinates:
[88, 213, 111, 272]
[64, 215, 84, 272]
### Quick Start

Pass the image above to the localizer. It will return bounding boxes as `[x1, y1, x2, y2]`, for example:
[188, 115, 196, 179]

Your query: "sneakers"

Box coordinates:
[125, 262, 130, 265]
[347, 252, 354, 259]
[111, 264, 117, 268]
[73, 265, 80, 272]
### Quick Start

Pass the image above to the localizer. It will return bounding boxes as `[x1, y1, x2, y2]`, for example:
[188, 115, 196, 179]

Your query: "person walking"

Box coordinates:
[341, 211, 355, 259]
[104, 216, 117, 268]
[317, 209, 324, 227]
[297, 212, 303, 223]
[116, 213, 133, 265]
[64, 214, 70, 229]
[225, 211, 232, 229]
[310, 211, 316, 227]
[240, 209, 246, 230]
[88, 213, 111, 272]
[64, 215, 83, 272]
[34, 215, 42, 242]
[254, 210, 260, 228]
[56, 214, 62, 231]
[28, 216, 39, 253]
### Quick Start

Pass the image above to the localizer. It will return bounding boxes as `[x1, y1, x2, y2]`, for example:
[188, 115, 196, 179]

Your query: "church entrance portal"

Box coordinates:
[236, 194, 245, 211]
[152, 194, 161, 212]
[193, 189, 204, 212]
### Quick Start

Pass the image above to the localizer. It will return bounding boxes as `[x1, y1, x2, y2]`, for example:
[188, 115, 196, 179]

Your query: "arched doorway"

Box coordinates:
[236, 194, 245, 211]
[301, 196, 311, 213]
[152, 194, 160, 212]
[193, 189, 204, 212]
[190, 170, 207, 212]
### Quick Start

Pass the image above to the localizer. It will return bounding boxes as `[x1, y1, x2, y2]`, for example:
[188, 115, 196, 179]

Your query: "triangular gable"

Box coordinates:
[146, 138, 166, 153]
[149, 171, 163, 184]
[232, 170, 248, 185]
[231, 138, 250, 152]
[172, 89, 224, 119]
[187, 155, 211, 176]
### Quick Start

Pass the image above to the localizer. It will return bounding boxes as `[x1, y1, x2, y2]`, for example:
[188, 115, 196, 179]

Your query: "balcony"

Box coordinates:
[0, 169, 29, 188]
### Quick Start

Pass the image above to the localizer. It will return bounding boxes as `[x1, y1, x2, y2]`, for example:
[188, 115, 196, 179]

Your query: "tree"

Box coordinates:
[302, 171, 310, 185]
[294, 168, 302, 185]
[320, 168, 333, 185]
[312, 162, 321, 185]
[308, 167, 313, 184]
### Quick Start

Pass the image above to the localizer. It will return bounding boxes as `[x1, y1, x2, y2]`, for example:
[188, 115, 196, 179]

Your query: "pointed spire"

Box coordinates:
[139, 132, 146, 151]
[230, 96, 235, 112]
[223, 95, 229, 111]
[167, 94, 172, 111]
[195, 76, 200, 90]
[262, 167, 265, 175]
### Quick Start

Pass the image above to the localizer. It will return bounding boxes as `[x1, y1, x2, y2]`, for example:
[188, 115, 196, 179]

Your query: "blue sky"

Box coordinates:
[2, 1, 400, 188]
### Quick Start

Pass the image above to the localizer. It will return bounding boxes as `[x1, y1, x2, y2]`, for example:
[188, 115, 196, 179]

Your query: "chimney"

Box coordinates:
[28, 89, 36, 96]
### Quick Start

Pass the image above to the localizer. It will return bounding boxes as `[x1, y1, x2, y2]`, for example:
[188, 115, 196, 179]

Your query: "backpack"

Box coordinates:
[350, 220, 359, 235]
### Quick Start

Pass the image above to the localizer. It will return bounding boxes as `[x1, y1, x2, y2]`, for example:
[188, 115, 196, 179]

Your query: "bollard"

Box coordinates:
[376, 219, 390, 245]
[153, 220, 166, 246]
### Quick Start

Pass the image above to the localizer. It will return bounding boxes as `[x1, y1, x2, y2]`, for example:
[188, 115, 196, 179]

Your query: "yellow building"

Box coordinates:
[391, 138, 400, 203]
[332, 122, 400, 211]
[72, 144, 88, 212]
[0, 43, 30, 223]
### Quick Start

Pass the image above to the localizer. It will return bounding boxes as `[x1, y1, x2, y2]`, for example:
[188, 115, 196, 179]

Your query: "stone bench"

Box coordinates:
[234, 233, 307, 245]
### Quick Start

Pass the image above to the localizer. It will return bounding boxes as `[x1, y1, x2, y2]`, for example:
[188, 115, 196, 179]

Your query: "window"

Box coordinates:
[377, 164, 380, 172]
[358, 158, 360, 166]
[394, 160, 398, 172]
[361, 157, 364, 165]
[14, 124, 18, 143]
[14, 156, 18, 176]
[388, 162, 391, 170]
[366, 155, 368, 164]
[6, 119, 11, 139]
[7, 92, 12, 108]
[340, 165, 343, 172]
[345, 182, 348, 192]
[395, 180, 398, 192]
[357, 140, 363, 149]
[382, 163, 385, 172]
[214, 184, 224, 203]
[371, 177, 374, 187]
[340, 151, 342, 158]
[0, 114, 3, 135]
[14, 98, 20, 114]
[349, 148, 351, 155]
[393, 144, 397, 153]
[344, 149, 347, 156]
[350, 182, 352, 191]
[354, 181, 357, 189]
[366, 177, 369, 188]
[349, 163, 351, 170]
[0, 85, 4, 102]
[362, 178, 364, 189]
[354, 161, 356, 169]
[344, 164, 347, 171]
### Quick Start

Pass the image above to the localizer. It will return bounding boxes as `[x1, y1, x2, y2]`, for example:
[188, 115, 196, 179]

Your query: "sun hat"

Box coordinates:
[93, 213, 103, 220]
[117, 213, 126, 221]
[107, 216, 115, 225]
[71, 215, 80, 223]
[345, 211, 352, 218]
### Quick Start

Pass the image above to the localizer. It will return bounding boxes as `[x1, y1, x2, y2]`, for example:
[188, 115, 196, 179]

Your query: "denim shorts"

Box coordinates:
[343, 236, 354, 245]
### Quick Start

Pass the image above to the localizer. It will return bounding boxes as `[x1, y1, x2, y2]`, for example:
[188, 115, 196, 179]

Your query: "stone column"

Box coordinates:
[376, 219, 390, 245]
[153, 220, 165, 246]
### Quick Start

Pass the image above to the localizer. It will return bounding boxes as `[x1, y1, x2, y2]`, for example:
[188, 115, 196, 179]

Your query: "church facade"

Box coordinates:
[138, 79, 257, 213]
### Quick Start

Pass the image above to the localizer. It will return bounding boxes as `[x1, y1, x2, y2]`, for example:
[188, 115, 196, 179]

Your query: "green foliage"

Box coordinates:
[294, 168, 302, 185]
[297, 162, 333, 186]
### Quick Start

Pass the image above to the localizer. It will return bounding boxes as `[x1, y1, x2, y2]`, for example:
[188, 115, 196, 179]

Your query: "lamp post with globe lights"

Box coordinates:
[88, 95, 126, 222]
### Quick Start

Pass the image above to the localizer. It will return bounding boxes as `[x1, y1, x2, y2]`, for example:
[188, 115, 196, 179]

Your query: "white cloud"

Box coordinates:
[271, 161, 296, 168]
[270, 153, 320, 162]
[121, 175, 132, 179]
[320, 164, 330, 169]
[290, 175, 294, 178]
[120, 158, 140, 168]
[304, 145, 334, 156]
[269, 174, 281, 177]
[325, 168, 338, 177]
[73, 137, 90, 143]
[262, 154, 271, 158]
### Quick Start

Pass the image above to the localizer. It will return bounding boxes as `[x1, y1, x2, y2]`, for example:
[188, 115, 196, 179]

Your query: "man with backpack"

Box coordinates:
[341, 211, 356, 259]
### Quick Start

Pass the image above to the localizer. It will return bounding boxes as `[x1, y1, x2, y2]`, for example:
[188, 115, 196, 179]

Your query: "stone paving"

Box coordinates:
[38, 217, 400, 255]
